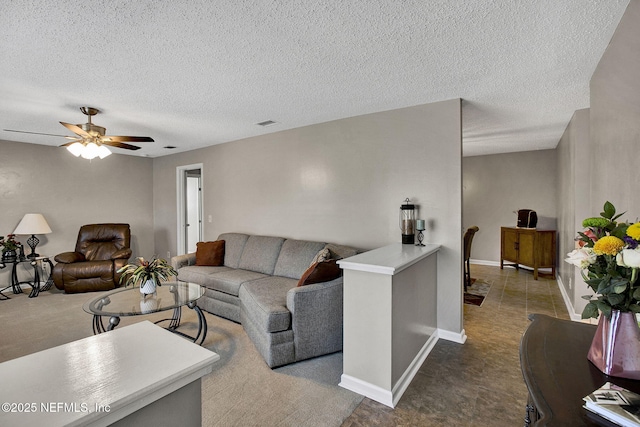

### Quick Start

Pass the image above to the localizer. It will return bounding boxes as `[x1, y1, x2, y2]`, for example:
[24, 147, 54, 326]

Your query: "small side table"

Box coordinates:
[0, 257, 54, 298]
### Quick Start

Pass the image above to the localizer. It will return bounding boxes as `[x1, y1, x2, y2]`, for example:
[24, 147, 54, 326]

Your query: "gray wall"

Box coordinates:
[590, 0, 640, 217]
[0, 140, 155, 283]
[153, 100, 465, 334]
[462, 150, 557, 263]
[553, 0, 640, 319]
[556, 109, 590, 318]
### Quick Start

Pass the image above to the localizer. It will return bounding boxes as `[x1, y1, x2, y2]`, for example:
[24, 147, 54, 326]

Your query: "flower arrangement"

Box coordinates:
[117, 256, 177, 288]
[565, 201, 640, 320]
[0, 234, 20, 253]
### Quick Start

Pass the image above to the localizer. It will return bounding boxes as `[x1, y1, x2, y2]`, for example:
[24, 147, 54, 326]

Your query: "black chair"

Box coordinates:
[463, 226, 479, 292]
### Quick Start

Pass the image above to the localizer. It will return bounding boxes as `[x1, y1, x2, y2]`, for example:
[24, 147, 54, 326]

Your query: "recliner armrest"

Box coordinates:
[54, 252, 85, 264]
[111, 248, 132, 260]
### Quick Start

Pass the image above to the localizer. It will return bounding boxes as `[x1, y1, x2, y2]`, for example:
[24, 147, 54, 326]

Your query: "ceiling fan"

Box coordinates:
[4, 107, 154, 159]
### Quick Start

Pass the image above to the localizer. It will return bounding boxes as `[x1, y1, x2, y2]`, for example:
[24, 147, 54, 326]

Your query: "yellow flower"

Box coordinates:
[627, 223, 640, 241]
[593, 236, 625, 256]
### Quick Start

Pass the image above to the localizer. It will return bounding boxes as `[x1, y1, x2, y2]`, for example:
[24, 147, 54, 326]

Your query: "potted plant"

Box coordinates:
[565, 201, 640, 379]
[117, 256, 177, 295]
[0, 234, 20, 261]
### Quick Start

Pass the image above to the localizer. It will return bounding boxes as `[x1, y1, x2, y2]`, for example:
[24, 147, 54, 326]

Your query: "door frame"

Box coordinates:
[176, 163, 204, 256]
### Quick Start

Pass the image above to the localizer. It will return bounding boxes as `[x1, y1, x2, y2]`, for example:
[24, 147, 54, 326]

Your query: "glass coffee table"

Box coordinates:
[83, 281, 207, 345]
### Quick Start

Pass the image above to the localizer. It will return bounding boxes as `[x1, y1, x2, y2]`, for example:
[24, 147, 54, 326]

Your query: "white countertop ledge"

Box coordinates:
[338, 243, 441, 275]
[0, 321, 219, 427]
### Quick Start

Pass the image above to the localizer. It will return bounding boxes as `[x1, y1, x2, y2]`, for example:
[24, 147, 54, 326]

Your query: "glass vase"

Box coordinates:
[587, 310, 640, 380]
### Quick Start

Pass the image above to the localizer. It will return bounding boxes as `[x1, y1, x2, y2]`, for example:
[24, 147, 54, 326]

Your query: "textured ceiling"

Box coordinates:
[0, 0, 630, 158]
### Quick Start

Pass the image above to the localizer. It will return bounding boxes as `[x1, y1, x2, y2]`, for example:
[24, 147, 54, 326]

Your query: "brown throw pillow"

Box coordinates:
[297, 259, 341, 287]
[195, 240, 225, 266]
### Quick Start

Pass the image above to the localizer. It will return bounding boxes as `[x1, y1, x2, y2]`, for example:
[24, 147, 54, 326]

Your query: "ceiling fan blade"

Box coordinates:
[4, 129, 70, 138]
[59, 139, 83, 147]
[60, 121, 91, 138]
[101, 141, 141, 150]
[103, 135, 154, 142]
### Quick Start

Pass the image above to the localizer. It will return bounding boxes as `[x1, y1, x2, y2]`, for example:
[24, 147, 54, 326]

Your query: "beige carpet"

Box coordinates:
[0, 286, 363, 426]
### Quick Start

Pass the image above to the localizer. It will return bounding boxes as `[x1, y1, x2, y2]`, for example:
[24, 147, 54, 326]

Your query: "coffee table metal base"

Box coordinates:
[91, 301, 208, 345]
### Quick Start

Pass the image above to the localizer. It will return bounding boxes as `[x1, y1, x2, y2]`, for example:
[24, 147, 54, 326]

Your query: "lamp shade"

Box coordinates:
[13, 214, 52, 235]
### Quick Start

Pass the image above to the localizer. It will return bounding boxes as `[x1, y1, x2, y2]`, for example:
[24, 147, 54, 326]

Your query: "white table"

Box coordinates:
[0, 321, 219, 426]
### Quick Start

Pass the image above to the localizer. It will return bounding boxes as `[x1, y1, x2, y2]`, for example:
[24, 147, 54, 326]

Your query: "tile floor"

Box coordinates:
[341, 264, 571, 427]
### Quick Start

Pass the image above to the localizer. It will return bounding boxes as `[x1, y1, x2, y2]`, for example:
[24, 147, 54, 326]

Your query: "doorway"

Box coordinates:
[176, 164, 203, 255]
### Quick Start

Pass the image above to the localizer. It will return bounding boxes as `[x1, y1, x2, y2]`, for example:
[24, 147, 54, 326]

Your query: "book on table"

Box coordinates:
[583, 382, 640, 427]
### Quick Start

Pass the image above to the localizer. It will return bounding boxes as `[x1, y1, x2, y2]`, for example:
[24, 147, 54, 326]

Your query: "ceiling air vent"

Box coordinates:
[256, 120, 278, 127]
[164, 146, 177, 149]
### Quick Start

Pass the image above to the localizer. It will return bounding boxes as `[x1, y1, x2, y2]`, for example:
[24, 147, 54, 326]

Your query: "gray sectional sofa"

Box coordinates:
[171, 232, 357, 368]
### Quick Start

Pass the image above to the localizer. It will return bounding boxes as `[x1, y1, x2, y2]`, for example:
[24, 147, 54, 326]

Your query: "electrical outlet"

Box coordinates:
[167, 251, 171, 259]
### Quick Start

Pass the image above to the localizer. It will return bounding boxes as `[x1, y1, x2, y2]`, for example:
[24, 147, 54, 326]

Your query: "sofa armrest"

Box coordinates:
[286, 277, 344, 361]
[54, 252, 85, 264]
[171, 252, 196, 270]
[111, 248, 132, 260]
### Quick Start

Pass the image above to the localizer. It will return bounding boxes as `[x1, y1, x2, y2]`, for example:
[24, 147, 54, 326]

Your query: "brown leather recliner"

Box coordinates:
[53, 224, 132, 293]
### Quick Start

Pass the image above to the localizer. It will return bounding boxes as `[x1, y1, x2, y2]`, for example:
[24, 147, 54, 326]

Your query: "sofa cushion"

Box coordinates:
[238, 235, 285, 275]
[218, 233, 250, 268]
[297, 259, 341, 287]
[310, 248, 330, 265]
[273, 239, 326, 280]
[207, 269, 268, 296]
[325, 243, 358, 260]
[177, 265, 232, 285]
[240, 276, 297, 333]
[195, 240, 225, 266]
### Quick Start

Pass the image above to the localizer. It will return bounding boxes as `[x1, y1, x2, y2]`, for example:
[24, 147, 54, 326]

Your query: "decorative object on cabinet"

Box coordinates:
[400, 198, 415, 244]
[517, 209, 538, 228]
[500, 227, 556, 280]
[564, 201, 640, 380]
[583, 382, 640, 426]
[463, 226, 479, 292]
[416, 219, 425, 246]
[13, 213, 52, 258]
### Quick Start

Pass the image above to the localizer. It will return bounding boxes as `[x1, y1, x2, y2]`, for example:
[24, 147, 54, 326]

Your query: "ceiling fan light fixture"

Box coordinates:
[66, 142, 85, 157]
[97, 145, 112, 159]
[81, 142, 100, 160]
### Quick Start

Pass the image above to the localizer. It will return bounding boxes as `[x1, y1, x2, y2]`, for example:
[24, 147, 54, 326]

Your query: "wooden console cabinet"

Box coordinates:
[500, 227, 556, 280]
[521, 314, 640, 426]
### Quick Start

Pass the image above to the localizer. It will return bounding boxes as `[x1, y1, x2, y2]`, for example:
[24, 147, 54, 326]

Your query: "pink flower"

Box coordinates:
[578, 229, 598, 247]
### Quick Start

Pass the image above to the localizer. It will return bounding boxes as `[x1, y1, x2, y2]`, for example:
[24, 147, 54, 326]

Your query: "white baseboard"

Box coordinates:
[339, 375, 394, 407]
[555, 276, 582, 321]
[437, 328, 467, 344]
[339, 332, 440, 408]
[469, 259, 500, 266]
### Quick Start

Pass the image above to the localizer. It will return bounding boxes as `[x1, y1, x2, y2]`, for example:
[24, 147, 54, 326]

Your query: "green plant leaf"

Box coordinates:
[608, 293, 625, 306]
[630, 304, 640, 313]
[596, 300, 612, 318]
[602, 201, 616, 220]
[582, 302, 599, 319]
